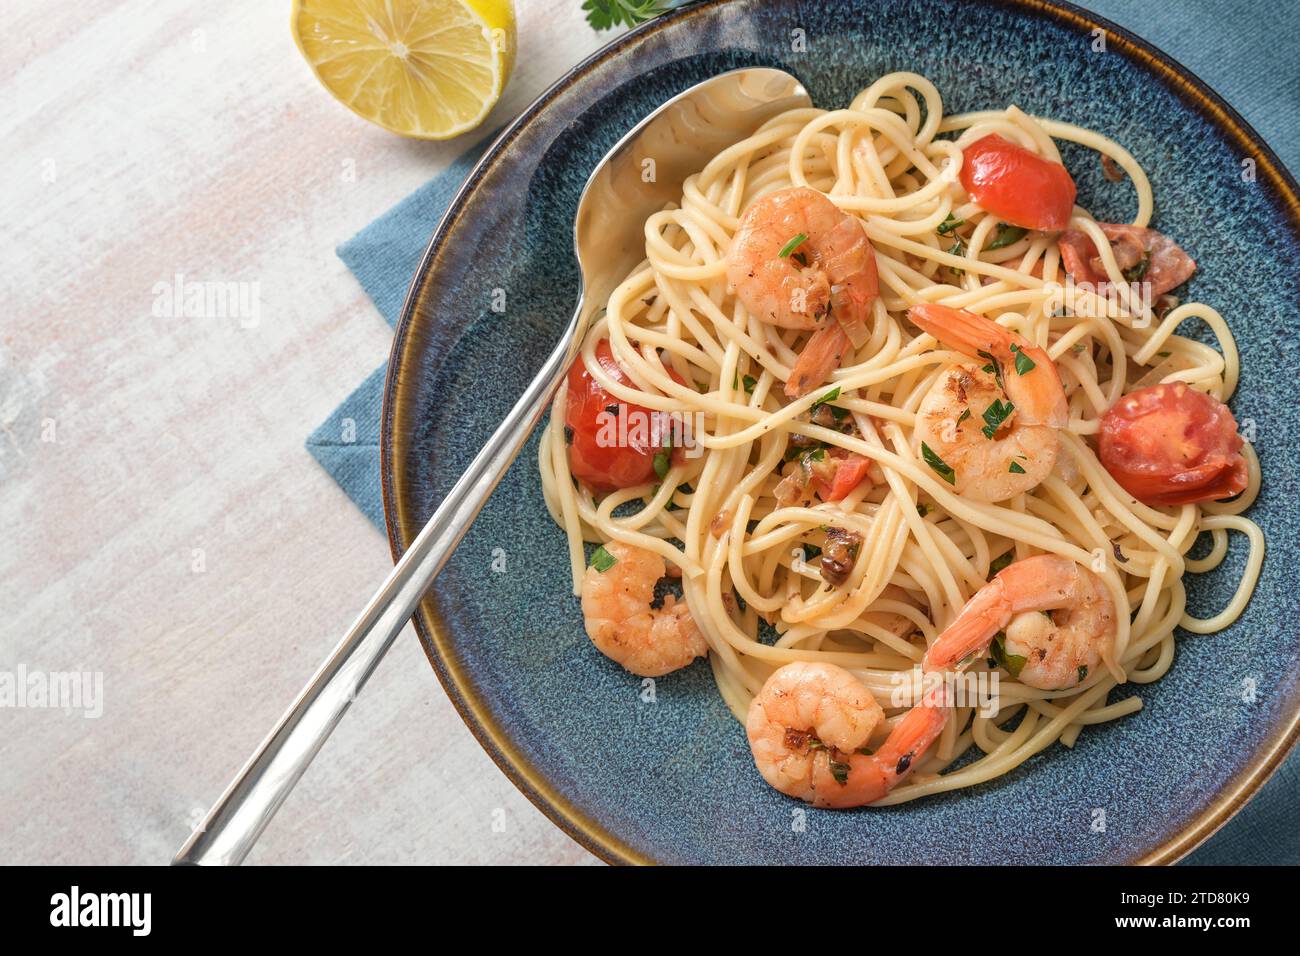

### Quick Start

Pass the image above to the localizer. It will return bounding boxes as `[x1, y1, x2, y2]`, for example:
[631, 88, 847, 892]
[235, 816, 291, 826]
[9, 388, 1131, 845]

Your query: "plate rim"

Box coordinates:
[380, 0, 1300, 866]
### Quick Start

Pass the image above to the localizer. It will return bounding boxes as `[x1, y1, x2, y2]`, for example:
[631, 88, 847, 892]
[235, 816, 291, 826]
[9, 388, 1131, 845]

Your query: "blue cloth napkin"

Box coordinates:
[306, 1, 1298, 864]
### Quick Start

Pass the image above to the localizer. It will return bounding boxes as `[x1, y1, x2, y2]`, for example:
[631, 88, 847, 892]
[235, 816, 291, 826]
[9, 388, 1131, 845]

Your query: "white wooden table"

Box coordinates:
[1, 0, 613, 865]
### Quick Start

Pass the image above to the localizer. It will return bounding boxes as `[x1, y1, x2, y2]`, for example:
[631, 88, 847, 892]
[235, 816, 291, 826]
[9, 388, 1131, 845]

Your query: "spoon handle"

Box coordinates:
[174, 303, 583, 865]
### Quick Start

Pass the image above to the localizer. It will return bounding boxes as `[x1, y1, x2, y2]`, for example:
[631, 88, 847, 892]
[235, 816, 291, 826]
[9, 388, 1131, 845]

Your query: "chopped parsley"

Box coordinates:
[988, 551, 1014, 577]
[732, 370, 757, 393]
[1122, 252, 1151, 283]
[917, 502, 933, 517]
[921, 441, 956, 484]
[977, 349, 1005, 389]
[937, 213, 964, 236]
[957, 408, 972, 425]
[812, 386, 841, 409]
[801, 447, 827, 466]
[986, 224, 1029, 250]
[947, 239, 967, 274]
[980, 398, 1015, 439]
[784, 440, 821, 462]
[563, 425, 574, 445]
[588, 545, 617, 572]
[828, 759, 851, 785]
[1008, 460, 1027, 474]
[1077, 665, 1089, 683]
[1009, 342, 1037, 375]
[653, 434, 673, 479]
[990, 631, 1026, 679]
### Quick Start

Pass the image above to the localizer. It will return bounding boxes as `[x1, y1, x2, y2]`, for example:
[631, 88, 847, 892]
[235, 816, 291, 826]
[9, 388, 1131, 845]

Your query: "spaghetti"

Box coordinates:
[537, 72, 1263, 804]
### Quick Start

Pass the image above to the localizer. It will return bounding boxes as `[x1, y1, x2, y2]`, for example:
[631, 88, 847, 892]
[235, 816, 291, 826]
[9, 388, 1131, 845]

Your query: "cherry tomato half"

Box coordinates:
[960, 134, 1078, 231]
[1098, 382, 1248, 506]
[564, 340, 685, 492]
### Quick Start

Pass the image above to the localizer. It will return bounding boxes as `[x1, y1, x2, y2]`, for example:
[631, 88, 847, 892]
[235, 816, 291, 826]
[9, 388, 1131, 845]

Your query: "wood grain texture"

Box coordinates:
[0, 0, 613, 865]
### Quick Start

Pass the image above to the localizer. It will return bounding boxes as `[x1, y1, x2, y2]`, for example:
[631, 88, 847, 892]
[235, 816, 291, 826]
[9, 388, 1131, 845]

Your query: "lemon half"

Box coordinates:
[292, 0, 515, 140]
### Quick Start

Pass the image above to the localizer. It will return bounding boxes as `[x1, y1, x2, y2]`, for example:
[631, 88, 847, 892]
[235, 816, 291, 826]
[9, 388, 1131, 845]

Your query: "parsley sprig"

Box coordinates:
[921, 442, 956, 485]
[583, 0, 671, 30]
[985, 224, 1028, 250]
[981, 398, 1015, 439]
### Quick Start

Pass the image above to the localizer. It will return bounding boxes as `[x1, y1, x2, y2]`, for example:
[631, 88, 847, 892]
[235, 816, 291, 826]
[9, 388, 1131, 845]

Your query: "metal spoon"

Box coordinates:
[175, 67, 810, 865]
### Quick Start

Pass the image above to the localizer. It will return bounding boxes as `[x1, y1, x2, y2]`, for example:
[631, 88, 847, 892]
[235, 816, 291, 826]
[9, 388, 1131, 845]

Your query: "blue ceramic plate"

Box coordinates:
[381, 0, 1300, 864]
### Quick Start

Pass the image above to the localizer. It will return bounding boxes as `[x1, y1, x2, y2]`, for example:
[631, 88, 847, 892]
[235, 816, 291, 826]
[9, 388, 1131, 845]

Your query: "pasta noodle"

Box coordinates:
[537, 72, 1263, 802]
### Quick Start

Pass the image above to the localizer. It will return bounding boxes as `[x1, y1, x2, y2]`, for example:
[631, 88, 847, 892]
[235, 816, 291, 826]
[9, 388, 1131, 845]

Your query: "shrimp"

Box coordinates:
[909, 303, 1068, 502]
[581, 540, 708, 677]
[726, 187, 879, 398]
[745, 662, 949, 808]
[922, 555, 1119, 690]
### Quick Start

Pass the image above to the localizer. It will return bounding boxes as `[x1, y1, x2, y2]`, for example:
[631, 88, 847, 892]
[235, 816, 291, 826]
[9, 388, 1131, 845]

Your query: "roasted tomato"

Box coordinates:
[810, 450, 875, 502]
[564, 340, 685, 492]
[960, 134, 1077, 231]
[1098, 383, 1248, 505]
[1058, 222, 1196, 297]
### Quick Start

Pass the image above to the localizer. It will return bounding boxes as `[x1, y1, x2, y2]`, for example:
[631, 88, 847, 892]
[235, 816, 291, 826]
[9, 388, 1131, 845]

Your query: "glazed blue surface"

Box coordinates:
[384, 0, 1300, 863]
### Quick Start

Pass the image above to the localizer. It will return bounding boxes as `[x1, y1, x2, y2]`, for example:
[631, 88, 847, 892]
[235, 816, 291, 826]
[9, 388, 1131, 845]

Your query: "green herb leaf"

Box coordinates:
[990, 631, 1027, 679]
[986, 224, 1029, 250]
[1122, 252, 1151, 283]
[732, 370, 757, 394]
[988, 551, 1014, 578]
[1077, 665, 1089, 683]
[980, 398, 1015, 439]
[976, 349, 1005, 389]
[937, 213, 964, 236]
[917, 502, 932, 517]
[582, 0, 670, 31]
[921, 442, 956, 485]
[946, 239, 967, 275]
[812, 386, 841, 409]
[778, 232, 809, 259]
[589, 545, 617, 572]
[957, 408, 972, 425]
[653, 433, 673, 479]
[801, 543, 823, 561]
[1008, 459, 1027, 474]
[828, 759, 851, 785]
[1009, 342, 1037, 375]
